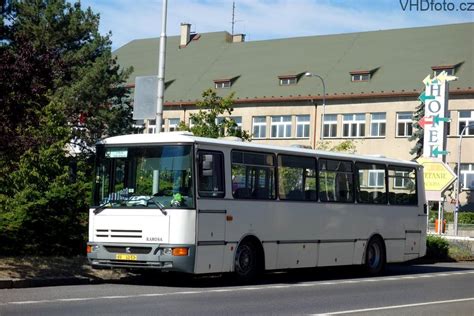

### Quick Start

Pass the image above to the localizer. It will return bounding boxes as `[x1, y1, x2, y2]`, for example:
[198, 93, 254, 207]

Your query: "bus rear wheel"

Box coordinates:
[365, 237, 386, 275]
[234, 240, 259, 282]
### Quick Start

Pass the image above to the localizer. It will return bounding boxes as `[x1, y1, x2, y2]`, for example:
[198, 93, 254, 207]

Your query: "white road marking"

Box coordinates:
[317, 297, 474, 315]
[2, 270, 474, 306]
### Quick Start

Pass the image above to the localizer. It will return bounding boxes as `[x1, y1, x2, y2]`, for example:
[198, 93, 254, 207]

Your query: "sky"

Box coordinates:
[80, 0, 473, 50]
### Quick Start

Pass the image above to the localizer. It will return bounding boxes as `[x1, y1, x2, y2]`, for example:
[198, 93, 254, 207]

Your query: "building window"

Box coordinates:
[279, 77, 297, 86]
[271, 116, 292, 138]
[296, 115, 310, 138]
[215, 80, 231, 89]
[460, 164, 474, 190]
[459, 110, 474, 136]
[432, 66, 455, 76]
[252, 116, 266, 139]
[350, 72, 371, 82]
[396, 112, 413, 137]
[343, 114, 365, 137]
[168, 118, 180, 132]
[147, 119, 164, 134]
[229, 116, 242, 134]
[323, 114, 337, 138]
[370, 113, 386, 137]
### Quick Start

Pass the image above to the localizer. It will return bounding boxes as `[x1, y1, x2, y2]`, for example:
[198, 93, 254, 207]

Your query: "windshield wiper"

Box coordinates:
[148, 197, 168, 216]
[93, 203, 110, 215]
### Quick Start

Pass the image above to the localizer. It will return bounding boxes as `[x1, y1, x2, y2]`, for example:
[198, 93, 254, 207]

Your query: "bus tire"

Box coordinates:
[234, 240, 260, 282]
[365, 236, 386, 275]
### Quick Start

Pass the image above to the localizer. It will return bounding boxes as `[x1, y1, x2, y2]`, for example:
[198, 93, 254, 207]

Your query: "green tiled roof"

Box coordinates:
[114, 23, 474, 104]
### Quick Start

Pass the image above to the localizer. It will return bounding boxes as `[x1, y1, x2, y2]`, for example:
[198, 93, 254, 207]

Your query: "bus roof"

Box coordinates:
[99, 132, 418, 167]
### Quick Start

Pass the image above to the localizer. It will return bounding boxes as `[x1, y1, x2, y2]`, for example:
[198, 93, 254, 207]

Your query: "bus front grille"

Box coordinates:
[104, 246, 152, 254]
[95, 229, 143, 239]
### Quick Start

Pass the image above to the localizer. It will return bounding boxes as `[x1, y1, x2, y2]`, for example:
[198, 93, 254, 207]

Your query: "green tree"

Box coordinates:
[409, 100, 425, 158]
[178, 89, 251, 140]
[0, 0, 137, 255]
[316, 140, 358, 153]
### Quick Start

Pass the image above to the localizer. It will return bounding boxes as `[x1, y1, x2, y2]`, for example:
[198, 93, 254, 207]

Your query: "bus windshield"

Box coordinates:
[93, 145, 194, 209]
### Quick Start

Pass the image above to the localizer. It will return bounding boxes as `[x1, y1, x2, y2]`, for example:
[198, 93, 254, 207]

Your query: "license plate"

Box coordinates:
[115, 254, 137, 261]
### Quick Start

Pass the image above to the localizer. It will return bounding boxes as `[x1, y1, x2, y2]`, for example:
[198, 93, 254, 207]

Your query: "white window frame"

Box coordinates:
[351, 73, 370, 82]
[147, 119, 164, 134]
[279, 77, 297, 86]
[459, 110, 474, 136]
[433, 68, 455, 76]
[323, 114, 337, 138]
[343, 114, 365, 138]
[252, 116, 267, 139]
[460, 163, 474, 190]
[396, 112, 413, 137]
[271, 116, 292, 138]
[370, 113, 386, 137]
[215, 81, 231, 89]
[368, 170, 385, 188]
[296, 115, 310, 138]
[168, 118, 180, 132]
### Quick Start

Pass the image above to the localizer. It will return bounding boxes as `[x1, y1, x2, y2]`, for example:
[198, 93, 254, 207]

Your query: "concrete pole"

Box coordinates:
[156, 0, 168, 134]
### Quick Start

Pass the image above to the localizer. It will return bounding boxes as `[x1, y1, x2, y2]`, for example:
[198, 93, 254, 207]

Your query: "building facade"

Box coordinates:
[114, 23, 474, 209]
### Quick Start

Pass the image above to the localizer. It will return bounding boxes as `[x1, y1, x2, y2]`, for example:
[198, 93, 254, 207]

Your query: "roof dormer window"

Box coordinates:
[214, 79, 232, 89]
[279, 75, 298, 86]
[432, 65, 456, 76]
[350, 71, 371, 82]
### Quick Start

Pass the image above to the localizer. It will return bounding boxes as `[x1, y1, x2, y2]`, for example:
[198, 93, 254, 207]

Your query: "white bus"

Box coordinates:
[87, 132, 427, 279]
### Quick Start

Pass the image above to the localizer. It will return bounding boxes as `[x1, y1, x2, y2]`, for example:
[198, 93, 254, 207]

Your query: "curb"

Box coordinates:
[0, 277, 97, 289]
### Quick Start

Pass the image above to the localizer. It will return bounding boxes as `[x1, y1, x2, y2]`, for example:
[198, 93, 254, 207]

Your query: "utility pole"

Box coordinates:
[156, 0, 168, 134]
[231, 1, 236, 35]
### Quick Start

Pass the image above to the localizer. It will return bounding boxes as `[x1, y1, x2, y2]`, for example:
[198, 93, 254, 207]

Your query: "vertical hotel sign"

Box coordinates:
[420, 71, 457, 160]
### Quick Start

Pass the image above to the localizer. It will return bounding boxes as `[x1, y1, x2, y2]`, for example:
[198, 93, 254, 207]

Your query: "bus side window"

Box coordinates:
[318, 159, 354, 203]
[387, 166, 417, 205]
[356, 162, 387, 204]
[198, 151, 225, 198]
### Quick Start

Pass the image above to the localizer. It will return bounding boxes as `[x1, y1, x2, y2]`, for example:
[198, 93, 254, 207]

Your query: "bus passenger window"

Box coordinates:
[231, 150, 276, 200]
[278, 155, 316, 201]
[318, 159, 354, 203]
[356, 162, 387, 204]
[388, 166, 417, 205]
[198, 151, 225, 198]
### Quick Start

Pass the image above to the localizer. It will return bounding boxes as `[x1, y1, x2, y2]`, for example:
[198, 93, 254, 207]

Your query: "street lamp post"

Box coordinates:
[454, 122, 474, 235]
[305, 73, 326, 144]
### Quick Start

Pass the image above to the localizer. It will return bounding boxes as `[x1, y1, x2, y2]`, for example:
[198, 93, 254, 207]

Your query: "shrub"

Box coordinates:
[425, 235, 449, 260]
[459, 212, 474, 225]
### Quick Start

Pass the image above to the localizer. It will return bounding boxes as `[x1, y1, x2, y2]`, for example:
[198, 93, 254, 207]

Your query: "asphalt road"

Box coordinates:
[1, 262, 474, 315]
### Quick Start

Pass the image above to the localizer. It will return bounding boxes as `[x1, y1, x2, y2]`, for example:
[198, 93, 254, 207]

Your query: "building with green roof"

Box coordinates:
[115, 22, 474, 209]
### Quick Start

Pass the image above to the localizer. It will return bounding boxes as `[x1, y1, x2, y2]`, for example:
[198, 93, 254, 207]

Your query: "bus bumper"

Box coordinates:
[87, 243, 195, 273]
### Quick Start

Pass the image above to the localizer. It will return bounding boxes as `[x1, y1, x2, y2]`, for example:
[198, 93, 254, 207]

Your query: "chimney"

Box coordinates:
[180, 23, 191, 47]
[232, 33, 245, 43]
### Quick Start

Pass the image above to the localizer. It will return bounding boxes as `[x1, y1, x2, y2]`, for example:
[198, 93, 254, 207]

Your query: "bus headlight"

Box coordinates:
[159, 247, 172, 256]
[87, 245, 100, 253]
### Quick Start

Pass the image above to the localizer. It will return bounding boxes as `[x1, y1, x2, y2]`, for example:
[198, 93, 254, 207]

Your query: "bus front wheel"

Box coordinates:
[365, 237, 386, 275]
[234, 240, 259, 282]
